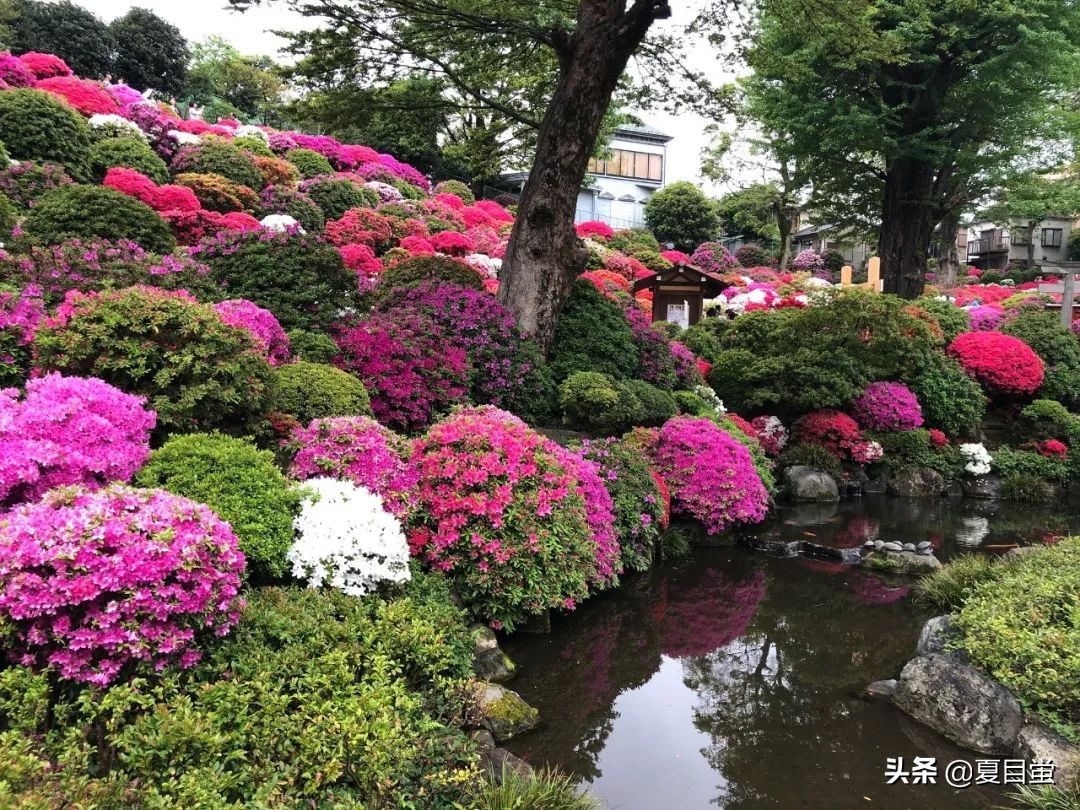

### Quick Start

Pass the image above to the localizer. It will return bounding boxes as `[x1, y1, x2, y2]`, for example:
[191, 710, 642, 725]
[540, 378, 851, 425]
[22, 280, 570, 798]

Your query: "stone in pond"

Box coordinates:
[963, 475, 1001, 500]
[888, 465, 946, 497]
[474, 646, 517, 683]
[1015, 722, 1080, 789]
[784, 465, 839, 502]
[476, 682, 540, 742]
[915, 615, 968, 663]
[893, 654, 1022, 754]
[863, 679, 898, 703]
[883, 541, 904, 552]
[479, 746, 535, 783]
[873, 540, 885, 550]
[863, 550, 943, 574]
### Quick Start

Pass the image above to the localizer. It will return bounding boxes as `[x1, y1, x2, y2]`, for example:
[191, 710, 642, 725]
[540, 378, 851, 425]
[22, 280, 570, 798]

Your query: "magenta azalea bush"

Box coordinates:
[408, 406, 604, 629]
[213, 299, 291, 366]
[650, 416, 769, 535]
[690, 241, 739, 274]
[554, 444, 621, 587]
[0, 373, 155, 506]
[0, 484, 244, 686]
[968, 305, 1006, 331]
[850, 381, 923, 431]
[0, 284, 44, 385]
[289, 416, 418, 517]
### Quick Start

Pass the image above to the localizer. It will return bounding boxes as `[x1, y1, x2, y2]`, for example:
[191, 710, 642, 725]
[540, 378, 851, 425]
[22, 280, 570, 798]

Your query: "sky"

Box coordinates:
[81, 0, 753, 193]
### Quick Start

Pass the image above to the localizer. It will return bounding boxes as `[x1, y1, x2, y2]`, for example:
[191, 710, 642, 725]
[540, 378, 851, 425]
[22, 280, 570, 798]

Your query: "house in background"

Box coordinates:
[964, 215, 1077, 271]
[575, 122, 672, 230]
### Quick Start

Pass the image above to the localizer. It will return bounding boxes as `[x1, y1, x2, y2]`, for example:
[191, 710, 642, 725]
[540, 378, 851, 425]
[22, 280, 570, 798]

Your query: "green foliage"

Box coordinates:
[992, 446, 1069, 484]
[176, 172, 259, 213]
[550, 279, 638, 383]
[643, 180, 721, 251]
[434, 179, 475, 204]
[172, 141, 265, 192]
[0, 579, 481, 805]
[714, 183, 783, 247]
[1004, 785, 1080, 810]
[672, 389, 711, 416]
[560, 372, 645, 435]
[108, 6, 190, 97]
[914, 554, 1002, 611]
[778, 442, 842, 478]
[1001, 311, 1080, 408]
[913, 298, 969, 344]
[185, 37, 285, 122]
[1021, 399, 1080, 441]
[0, 89, 91, 180]
[0, 140, 9, 168]
[286, 147, 334, 179]
[1001, 473, 1058, 503]
[870, 428, 964, 480]
[88, 136, 169, 184]
[0, 193, 14, 236]
[32, 287, 276, 435]
[906, 351, 987, 437]
[257, 185, 325, 232]
[135, 434, 303, 581]
[275, 361, 372, 425]
[10, 0, 114, 78]
[303, 177, 377, 219]
[233, 134, 274, 157]
[373, 255, 485, 304]
[470, 767, 597, 810]
[954, 538, 1080, 741]
[22, 184, 174, 253]
[285, 328, 339, 363]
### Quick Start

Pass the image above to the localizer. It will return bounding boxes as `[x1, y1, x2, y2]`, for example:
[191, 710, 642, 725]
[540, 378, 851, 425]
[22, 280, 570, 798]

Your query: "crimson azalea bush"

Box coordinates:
[0, 373, 155, 507]
[408, 406, 605, 630]
[0, 484, 245, 686]
[212, 299, 290, 366]
[948, 331, 1045, 396]
[650, 416, 769, 535]
[793, 409, 864, 459]
[35, 76, 118, 116]
[290, 416, 419, 518]
[325, 207, 394, 250]
[333, 310, 470, 432]
[17, 52, 71, 79]
[576, 220, 614, 241]
[851, 381, 923, 431]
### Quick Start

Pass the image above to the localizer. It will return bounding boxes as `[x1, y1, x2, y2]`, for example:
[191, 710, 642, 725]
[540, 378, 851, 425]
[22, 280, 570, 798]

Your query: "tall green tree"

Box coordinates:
[644, 181, 721, 251]
[9, 0, 113, 78]
[108, 7, 190, 96]
[743, 0, 1080, 297]
[185, 37, 284, 123]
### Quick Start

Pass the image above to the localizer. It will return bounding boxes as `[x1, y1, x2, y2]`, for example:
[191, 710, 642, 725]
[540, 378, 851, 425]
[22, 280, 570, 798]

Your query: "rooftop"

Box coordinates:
[614, 121, 673, 143]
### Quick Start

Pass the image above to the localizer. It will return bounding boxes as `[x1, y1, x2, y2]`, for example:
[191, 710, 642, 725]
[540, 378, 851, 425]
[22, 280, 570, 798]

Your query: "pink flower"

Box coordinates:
[213, 299, 290, 366]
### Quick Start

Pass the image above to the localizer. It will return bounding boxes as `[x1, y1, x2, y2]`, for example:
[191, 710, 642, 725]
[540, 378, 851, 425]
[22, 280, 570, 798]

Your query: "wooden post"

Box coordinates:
[866, 257, 881, 292]
[840, 266, 852, 287]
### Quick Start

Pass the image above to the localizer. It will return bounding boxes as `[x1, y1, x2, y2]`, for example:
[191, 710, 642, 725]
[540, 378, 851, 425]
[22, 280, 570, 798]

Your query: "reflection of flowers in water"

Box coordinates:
[846, 516, 880, 544]
[848, 570, 911, 605]
[655, 569, 767, 658]
[795, 558, 848, 575]
[956, 517, 990, 548]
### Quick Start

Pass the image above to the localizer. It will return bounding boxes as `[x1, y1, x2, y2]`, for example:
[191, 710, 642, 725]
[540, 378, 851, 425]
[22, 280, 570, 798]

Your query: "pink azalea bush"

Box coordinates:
[213, 299, 291, 366]
[967, 305, 1006, 331]
[690, 242, 739, 274]
[35, 76, 119, 116]
[790, 249, 825, 274]
[850, 381, 923, 431]
[289, 416, 419, 517]
[0, 484, 244, 685]
[650, 416, 769, 535]
[408, 406, 603, 630]
[17, 52, 71, 79]
[576, 220, 614, 241]
[554, 445, 621, 587]
[0, 373, 155, 506]
[0, 53, 35, 87]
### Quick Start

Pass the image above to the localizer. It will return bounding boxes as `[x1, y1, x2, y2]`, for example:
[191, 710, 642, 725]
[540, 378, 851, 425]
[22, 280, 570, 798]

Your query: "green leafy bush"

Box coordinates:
[175, 172, 259, 213]
[0, 89, 91, 180]
[0, 193, 15, 237]
[232, 134, 274, 157]
[1001, 472, 1058, 503]
[1001, 311, 1080, 407]
[22, 185, 175, 253]
[778, 442, 842, 477]
[643, 180, 721, 251]
[286, 148, 334, 178]
[622, 379, 677, 426]
[1021, 399, 1080, 441]
[550, 279, 639, 382]
[992, 446, 1069, 484]
[672, 389, 712, 416]
[914, 554, 1002, 611]
[257, 185, 325, 232]
[870, 428, 964, 480]
[913, 298, 969, 344]
[373, 255, 484, 303]
[275, 361, 373, 425]
[434, 179, 475, 204]
[906, 352, 987, 437]
[135, 434, 303, 581]
[954, 538, 1080, 740]
[170, 140, 265, 191]
[285, 328, 339, 363]
[302, 177, 377, 219]
[33, 286, 276, 434]
[559, 371, 640, 435]
[88, 136, 169, 183]
[0, 580, 481, 806]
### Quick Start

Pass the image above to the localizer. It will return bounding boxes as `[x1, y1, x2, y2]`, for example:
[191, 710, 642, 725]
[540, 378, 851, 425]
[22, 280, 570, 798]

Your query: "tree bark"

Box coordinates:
[936, 210, 961, 289]
[880, 158, 938, 298]
[775, 202, 793, 270]
[1026, 221, 1037, 268]
[498, 0, 662, 351]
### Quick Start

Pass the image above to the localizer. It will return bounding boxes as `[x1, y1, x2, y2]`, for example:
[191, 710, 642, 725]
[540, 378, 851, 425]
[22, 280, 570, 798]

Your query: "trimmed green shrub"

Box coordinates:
[0, 89, 91, 180]
[196, 230, 358, 331]
[275, 361, 373, 425]
[1021, 399, 1080, 441]
[302, 177, 377, 220]
[869, 428, 964, 480]
[954, 538, 1080, 740]
[913, 298, 969, 344]
[914, 554, 1001, 611]
[779, 442, 842, 478]
[991, 446, 1069, 484]
[286, 328, 339, 363]
[907, 352, 987, 437]
[434, 179, 475, 204]
[286, 148, 334, 179]
[622, 379, 677, 426]
[0, 140, 9, 168]
[170, 140, 264, 191]
[672, 389, 712, 416]
[233, 134, 274, 157]
[33, 286, 276, 434]
[608, 228, 661, 254]
[550, 279, 639, 382]
[135, 433, 303, 581]
[560, 371, 635, 434]
[373, 255, 484, 303]
[1001, 311, 1080, 407]
[22, 185, 175, 253]
[88, 136, 169, 183]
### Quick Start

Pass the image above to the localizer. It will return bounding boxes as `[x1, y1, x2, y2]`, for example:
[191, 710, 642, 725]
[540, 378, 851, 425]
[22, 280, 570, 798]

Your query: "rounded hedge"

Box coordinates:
[170, 141, 265, 192]
[88, 136, 169, 184]
[275, 361, 373, 425]
[286, 328, 339, 363]
[135, 433, 303, 582]
[433, 180, 475, 204]
[286, 148, 334, 179]
[23, 184, 175, 253]
[906, 352, 987, 437]
[258, 185, 325, 233]
[550, 278, 639, 382]
[0, 89, 91, 180]
[372, 255, 484, 303]
[1001, 310, 1080, 407]
[32, 286, 276, 434]
[175, 172, 259, 213]
[301, 177, 376, 220]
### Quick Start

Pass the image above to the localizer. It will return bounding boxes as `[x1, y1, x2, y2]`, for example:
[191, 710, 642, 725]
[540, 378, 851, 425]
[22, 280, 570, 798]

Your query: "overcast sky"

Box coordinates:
[81, 0, 751, 193]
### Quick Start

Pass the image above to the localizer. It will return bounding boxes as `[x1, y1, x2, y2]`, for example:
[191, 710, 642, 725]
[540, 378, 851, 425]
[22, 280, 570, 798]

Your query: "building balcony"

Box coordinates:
[967, 235, 1011, 256]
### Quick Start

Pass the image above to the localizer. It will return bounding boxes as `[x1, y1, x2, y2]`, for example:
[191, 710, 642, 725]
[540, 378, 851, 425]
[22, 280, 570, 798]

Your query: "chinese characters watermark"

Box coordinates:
[885, 757, 1056, 788]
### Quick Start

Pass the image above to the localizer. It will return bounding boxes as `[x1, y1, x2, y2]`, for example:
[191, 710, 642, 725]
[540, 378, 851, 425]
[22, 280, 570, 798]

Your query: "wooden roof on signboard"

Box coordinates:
[632, 265, 727, 296]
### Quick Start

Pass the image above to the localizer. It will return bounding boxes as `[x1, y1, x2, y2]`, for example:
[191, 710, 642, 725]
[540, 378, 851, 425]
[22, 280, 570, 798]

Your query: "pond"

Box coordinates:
[502, 496, 1080, 809]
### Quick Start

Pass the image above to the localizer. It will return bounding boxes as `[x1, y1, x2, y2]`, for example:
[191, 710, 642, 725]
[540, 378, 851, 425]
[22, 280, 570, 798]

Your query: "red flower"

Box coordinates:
[948, 331, 1045, 395]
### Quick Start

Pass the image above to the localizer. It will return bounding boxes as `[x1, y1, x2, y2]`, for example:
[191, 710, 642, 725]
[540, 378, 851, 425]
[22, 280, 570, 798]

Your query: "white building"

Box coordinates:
[575, 122, 672, 229]
[965, 215, 1077, 271]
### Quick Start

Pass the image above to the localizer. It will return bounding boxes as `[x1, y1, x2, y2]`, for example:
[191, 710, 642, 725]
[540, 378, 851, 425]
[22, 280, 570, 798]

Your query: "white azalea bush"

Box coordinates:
[260, 213, 302, 233]
[288, 477, 411, 597]
[960, 443, 993, 476]
[88, 113, 147, 140]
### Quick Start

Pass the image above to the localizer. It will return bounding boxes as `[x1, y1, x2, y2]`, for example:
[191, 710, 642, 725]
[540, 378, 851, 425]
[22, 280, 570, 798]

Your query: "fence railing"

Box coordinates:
[967, 235, 1011, 256]
[573, 209, 644, 230]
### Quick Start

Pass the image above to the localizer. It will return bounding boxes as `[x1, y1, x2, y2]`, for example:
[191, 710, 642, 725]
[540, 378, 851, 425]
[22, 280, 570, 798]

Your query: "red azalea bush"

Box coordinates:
[660, 249, 693, 266]
[928, 428, 949, 448]
[152, 184, 201, 213]
[794, 409, 864, 458]
[1034, 439, 1068, 460]
[474, 199, 514, 222]
[604, 252, 652, 282]
[161, 209, 230, 245]
[581, 269, 631, 297]
[429, 229, 474, 256]
[948, 331, 1045, 396]
[212, 299, 290, 366]
[851, 381, 924, 431]
[650, 416, 769, 535]
[289, 415, 418, 517]
[0, 484, 244, 685]
[102, 166, 157, 205]
[407, 406, 602, 630]
[0, 373, 155, 506]
[324, 207, 394, 250]
[339, 243, 382, 277]
[17, 52, 71, 79]
[399, 235, 435, 255]
[333, 310, 470, 432]
[576, 220, 615, 241]
[35, 76, 119, 116]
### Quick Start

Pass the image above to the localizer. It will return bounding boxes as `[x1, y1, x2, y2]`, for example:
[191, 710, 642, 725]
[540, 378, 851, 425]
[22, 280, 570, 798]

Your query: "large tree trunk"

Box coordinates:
[775, 201, 794, 270]
[1026, 222, 1037, 268]
[498, 1, 661, 351]
[880, 158, 938, 297]
[936, 210, 961, 289]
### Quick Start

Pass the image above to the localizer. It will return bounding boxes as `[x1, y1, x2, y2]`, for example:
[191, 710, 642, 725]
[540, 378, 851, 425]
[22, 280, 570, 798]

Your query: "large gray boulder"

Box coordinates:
[863, 549, 943, 575]
[475, 682, 540, 742]
[962, 475, 1001, 500]
[916, 615, 968, 662]
[888, 465, 946, 497]
[1015, 722, 1080, 790]
[784, 465, 839, 502]
[893, 654, 1023, 754]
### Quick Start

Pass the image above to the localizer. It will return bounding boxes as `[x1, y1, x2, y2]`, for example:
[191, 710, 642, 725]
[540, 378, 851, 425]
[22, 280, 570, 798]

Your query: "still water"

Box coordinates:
[503, 496, 1080, 810]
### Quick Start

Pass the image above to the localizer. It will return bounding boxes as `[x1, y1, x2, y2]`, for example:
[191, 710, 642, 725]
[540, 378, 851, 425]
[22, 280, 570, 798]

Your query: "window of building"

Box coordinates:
[587, 149, 663, 182]
[1012, 230, 1028, 246]
[1042, 228, 1063, 247]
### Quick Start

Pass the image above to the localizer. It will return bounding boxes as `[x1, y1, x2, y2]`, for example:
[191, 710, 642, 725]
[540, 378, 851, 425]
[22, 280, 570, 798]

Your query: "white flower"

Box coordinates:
[758, 415, 788, 450]
[167, 130, 201, 145]
[289, 478, 411, 597]
[89, 113, 146, 139]
[803, 276, 833, 288]
[960, 443, 993, 476]
[260, 214, 303, 233]
[693, 384, 726, 415]
[235, 125, 267, 140]
[364, 180, 403, 202]
[464, 253, 501, 278]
